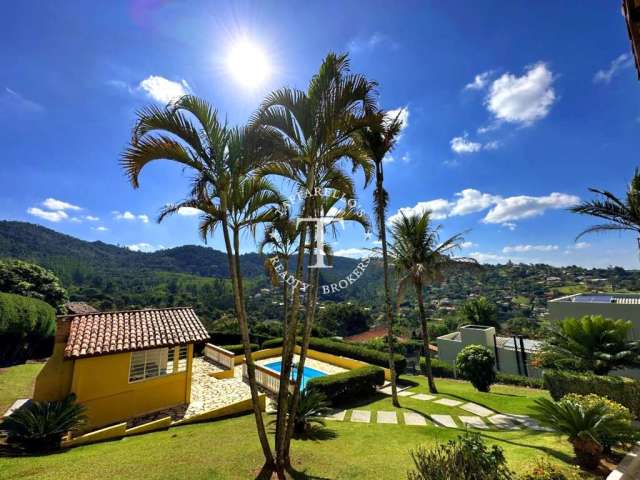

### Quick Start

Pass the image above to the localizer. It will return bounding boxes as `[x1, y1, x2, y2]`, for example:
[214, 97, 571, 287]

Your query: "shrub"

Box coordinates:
[0, 260, 68, 313]
[219, 343, 259, 355]
[496, 372, 544, 389]
[543, 370, 640, 418]
[420, 357, 455, 378]
[455, 345, 496, 392]
[0, 394, 86, 452]
[407, 432, 513, 480]
[0, 292, 57, 364]
[518, 458, 581, 480]
[307, 366, 385, 405]
[258, 337, 407, 374]
[562, 394, 637, 452]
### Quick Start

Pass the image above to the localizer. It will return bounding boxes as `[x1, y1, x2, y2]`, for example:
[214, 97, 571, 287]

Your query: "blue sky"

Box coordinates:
[1, 1, 639, 268]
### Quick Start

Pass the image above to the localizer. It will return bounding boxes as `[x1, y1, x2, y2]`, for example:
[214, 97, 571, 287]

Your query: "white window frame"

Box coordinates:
[128, 345, 188, 383]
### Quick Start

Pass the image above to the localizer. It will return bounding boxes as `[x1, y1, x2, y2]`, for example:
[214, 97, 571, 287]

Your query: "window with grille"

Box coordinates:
[129, 346, 187, 382]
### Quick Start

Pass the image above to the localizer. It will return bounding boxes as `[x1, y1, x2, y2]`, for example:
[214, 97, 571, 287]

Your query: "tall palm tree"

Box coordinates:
[389, 211, 475, 393]
[355, 108, 404, 407]
[252, 52, 375, 472]
[120, 95, 288, 471]
[571, 168, 640, 251]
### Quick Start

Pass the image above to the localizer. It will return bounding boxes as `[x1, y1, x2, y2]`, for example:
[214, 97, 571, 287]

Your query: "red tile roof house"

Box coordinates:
[32, 307, 210, 430]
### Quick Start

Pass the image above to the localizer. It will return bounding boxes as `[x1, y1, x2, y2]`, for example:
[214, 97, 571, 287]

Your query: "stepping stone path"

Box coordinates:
[431, 414, 458, 428]
[350, 410, 371, 423]
[434, 398, 462, 407]
[412, 394, 437, 401]
[377, 411, 398, 424]
[325, 409, 346, 421]
[403, 412, 428, 426]
[460, 402, 494, 417]
[459, 416, 489, 429]
[506, 414, 551, 431]
[397, 390, 415, 397]
[487, 414, 520, 430]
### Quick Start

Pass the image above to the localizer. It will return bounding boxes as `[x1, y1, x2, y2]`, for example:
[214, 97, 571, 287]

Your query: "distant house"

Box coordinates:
[33, 307, 209, 429]
[437, 325, 542, 378]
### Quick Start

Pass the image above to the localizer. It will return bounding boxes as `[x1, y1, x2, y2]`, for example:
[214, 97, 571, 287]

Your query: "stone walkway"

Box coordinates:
[320, 387, 550, 431]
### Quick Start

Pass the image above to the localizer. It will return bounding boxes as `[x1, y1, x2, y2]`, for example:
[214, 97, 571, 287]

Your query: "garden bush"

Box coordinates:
[543, 369, 640, 418]
[259, 337, 407, 374]
[219, 343, 259, 355]
[407, 431, 513, 480]
[518, 458, 580, 480]
[495, 372, 544, 389]
[420, 357, 455, 378]
[455, 345, 496, 392]
[0, 292, 57, 364]
[306, 366, 384, 405]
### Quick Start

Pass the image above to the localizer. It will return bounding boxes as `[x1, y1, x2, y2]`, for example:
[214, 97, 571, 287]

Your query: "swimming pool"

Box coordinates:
[264, 360, 327, 390]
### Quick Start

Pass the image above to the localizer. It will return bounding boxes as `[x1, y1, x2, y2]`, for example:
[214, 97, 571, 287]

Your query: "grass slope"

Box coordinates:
[0, 362, 43, 413]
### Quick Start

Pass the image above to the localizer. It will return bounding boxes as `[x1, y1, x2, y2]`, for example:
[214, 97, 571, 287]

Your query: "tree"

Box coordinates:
[459, 296, 498, 329]
[455, 345, 496, 392]
[389, 211, 475, 393]
[356, 108, 404, 407]
[537, 315, 640, 375]
[571, 168, 640, 252]
[0, 260, 68, 313]
[253, 52, 375, 473]
[316, 302, 371, 337]
[121, 95, 286, 472]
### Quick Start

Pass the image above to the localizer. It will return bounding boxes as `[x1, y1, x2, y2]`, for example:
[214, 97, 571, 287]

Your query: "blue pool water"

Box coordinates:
[264, 361, 327, 390]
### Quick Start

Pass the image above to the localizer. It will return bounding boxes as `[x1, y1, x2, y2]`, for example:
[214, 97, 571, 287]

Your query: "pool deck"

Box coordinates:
[256, 354, 347, 375]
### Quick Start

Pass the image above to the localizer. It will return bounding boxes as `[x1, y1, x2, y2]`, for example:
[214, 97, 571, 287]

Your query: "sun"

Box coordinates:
[226, 39, 271, 89]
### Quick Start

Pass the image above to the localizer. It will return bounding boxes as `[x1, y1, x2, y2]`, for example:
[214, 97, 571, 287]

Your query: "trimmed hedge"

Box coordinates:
[420, 357, 455, 378]
[261, 337, 406, 374]
[544, 370, 640, 418]
[307, 366, 385, 405]
[219, 344, 259, 355]
[495, 372, 544, 389]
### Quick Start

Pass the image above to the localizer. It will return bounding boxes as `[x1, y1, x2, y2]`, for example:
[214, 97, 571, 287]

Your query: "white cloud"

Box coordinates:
[469, 251, 511, 264]
[450, 135, 482, 154]
[114, 210, 149, 223]
[334, 247, 374, 259]
[593, 54, 633, 84]
[502, 244, 559, 253]
[139, 76, 190, 104]
[389, 189, 578, 228]
[94, 226, 109, 232]
[84, 215, 99, 221]
[27, 208, 69, 222]
[460, 241, 477, 249]
[385, 106, 409, 132]
[42, 198, 81, 211]
[574, 241, 591, 249]
[450, 189, 499, 216]
[1, 87, 44, 113]
[388, 198, 452, 225]
[486, 63, 556, 125]
[383, 154, 395, 164]
[70, 217, 82, 223]
[348, 33, 398, 53]
[177, 207, 200, 216]
[482, 192, 580, 224]
[465, 71, 492, 90]
[127, 243, 164, 253]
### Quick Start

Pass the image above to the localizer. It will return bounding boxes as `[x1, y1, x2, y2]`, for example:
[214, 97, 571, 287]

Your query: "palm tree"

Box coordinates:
[355, 108, 404, 407]
[571, 168, 640, 251]
[121, 96, 288, 471]
[389, 211, 475, 393]
[252, 52, 375, 471]
[531, 397, 634, 470]
[537, 315, 640, 375]
[458, 296, 498, 329]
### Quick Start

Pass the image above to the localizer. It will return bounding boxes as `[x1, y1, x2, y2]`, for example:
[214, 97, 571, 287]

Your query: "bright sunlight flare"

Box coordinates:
[226, 39, 271, 89]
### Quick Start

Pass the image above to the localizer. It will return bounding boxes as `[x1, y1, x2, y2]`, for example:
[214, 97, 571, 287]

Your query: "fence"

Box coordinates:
[243, 363, 293, 394]
[203, 343, 235, 370]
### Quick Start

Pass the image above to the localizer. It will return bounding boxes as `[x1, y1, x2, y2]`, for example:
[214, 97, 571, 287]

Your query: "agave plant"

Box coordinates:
[0, 394, 86, 452]
[531, 397, 635, 470]
[270, 389, 331, 437]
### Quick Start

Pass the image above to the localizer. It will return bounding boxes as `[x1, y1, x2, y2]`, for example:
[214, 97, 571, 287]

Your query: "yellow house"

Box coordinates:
[33, 307, 209, 429]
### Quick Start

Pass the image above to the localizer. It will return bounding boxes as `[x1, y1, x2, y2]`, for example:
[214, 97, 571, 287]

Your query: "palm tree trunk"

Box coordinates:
[415, 282, 437, 393]
[222, 221, 275, 470]
[376, 169, 399, 407]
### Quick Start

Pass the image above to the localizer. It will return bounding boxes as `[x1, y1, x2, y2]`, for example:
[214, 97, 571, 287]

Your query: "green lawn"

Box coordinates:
[0, 366, 589, 479]
[0, 362, 43, 413]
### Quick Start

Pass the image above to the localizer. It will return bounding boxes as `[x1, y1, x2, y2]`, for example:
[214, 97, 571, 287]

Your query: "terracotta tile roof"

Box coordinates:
[63, 307, 209, 359]
[64, 302, 99, 315]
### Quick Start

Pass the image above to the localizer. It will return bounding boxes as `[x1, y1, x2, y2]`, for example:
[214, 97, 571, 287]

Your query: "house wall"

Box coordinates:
[71, 344, 193, 429]
[33, 320, 74, 402]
